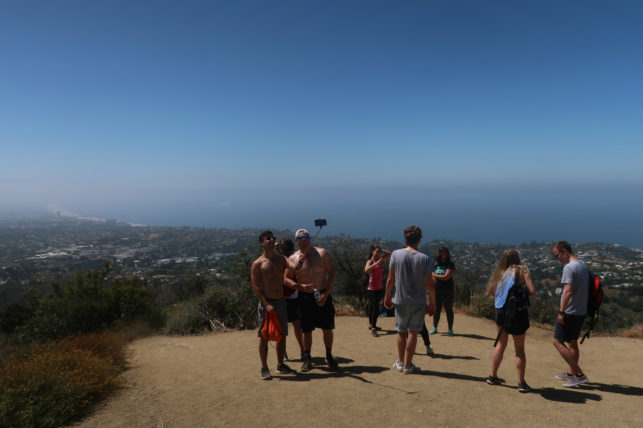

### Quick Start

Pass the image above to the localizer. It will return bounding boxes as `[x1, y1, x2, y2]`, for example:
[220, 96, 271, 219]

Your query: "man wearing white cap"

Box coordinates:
[284, 228, 338, 372]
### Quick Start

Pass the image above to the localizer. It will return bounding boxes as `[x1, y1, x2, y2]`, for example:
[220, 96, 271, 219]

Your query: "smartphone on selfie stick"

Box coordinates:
[312, 218, 327, 242]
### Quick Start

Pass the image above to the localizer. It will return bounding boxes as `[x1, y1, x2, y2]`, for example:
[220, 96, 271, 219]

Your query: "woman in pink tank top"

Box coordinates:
[364, 244, 391, 337]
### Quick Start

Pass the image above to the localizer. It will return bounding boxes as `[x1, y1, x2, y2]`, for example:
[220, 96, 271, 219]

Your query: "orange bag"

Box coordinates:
[261, 311, 283, 342]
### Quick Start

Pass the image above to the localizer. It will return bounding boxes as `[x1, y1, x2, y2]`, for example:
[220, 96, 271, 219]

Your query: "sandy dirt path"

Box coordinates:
[74, 313, 642, 427]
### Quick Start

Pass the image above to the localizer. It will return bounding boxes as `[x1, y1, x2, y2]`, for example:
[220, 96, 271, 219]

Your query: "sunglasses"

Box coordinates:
[297, 234, 310, 240]
[264, 236, 276, 241]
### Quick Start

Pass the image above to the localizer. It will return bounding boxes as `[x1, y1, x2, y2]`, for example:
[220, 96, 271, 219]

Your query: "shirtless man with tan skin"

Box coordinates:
[251, 230, 308, 380]
[284, 228, 338, 372]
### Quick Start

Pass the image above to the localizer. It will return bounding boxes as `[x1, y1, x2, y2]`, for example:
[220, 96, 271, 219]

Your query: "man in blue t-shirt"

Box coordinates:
[551, 241, 590, 387]
[384, 225, 436, 375]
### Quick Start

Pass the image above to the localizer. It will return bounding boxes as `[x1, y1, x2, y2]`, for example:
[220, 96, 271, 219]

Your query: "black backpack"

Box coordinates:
[494, 268, 530, 347]
[359, 272, 369, 288]
[580, 271, 604, 344]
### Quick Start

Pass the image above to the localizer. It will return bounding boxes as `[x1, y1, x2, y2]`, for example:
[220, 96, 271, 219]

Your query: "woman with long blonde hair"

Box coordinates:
[485, 249, 537, 392]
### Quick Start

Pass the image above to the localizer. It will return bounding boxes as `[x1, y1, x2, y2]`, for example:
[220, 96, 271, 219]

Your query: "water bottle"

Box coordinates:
[314, 289, 323, 306]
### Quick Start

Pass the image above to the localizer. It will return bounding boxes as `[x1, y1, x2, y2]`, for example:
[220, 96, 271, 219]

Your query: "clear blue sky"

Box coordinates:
[1, 1, 642, 245]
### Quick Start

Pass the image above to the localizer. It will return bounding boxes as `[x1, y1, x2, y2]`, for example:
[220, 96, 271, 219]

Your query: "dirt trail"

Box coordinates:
[74, 313, 642, 427]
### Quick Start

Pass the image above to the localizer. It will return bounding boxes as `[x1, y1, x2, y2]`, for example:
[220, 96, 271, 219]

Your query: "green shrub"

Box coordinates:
[469, 293, 495, 320]
[165, 281, 257, 335]
[164, 300, 208, 335]
[2, 271, 161, 343]
[529, 293, 558, 325]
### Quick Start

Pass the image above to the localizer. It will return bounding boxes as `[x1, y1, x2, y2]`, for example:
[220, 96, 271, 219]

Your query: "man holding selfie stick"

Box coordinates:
[284, 228, 338, 372]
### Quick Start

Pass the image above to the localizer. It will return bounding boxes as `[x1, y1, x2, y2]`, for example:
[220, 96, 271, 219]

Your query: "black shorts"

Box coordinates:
[299, 292, 335, 333]
[554, 314, 586, 342]
[495, 308, 529, 336]
[286, 297, 301, 323]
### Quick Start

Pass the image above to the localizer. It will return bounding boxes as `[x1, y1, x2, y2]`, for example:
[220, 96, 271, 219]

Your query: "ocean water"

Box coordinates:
[58, 185, 643, 248]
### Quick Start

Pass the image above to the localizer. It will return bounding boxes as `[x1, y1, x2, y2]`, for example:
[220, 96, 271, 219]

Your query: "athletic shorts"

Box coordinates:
[286, 297, 301, 323]
[299, 292, 335, 332]
[394, 304, 425, 333]
[257, 299, 288, 338]
[554, 314, 586, 342]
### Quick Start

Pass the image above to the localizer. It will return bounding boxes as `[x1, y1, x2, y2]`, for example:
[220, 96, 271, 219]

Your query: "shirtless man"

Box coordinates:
[251, 230, 307, 380]
[284, 228, 337, 372]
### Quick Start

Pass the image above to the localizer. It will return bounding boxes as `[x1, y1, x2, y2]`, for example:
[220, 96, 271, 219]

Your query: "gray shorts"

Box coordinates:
[394, 304, 425, 333]
[257, 299, 288, 338]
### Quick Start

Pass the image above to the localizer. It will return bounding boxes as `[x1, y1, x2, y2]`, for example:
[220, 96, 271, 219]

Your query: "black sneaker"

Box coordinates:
[276, 363, 295, 374]
[300, 357, 312, 372]
[371, 329, 379, 337]
[518, 381, 532, 393]
[326, 355, 338, 369]
[486, 375, 501, 385]
[260, 367, 271, 380]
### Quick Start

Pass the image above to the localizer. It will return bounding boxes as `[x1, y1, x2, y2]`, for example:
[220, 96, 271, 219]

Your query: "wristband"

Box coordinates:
[558, 311, 565, 315]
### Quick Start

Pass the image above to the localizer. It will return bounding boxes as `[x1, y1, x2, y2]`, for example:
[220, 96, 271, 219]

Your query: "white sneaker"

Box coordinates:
[563, 374, 588, 387]
[555, 372, 573, 382]
[392, 360, 404, 372]
[403, 364, 421, 375]
[426, 345, 434, 356]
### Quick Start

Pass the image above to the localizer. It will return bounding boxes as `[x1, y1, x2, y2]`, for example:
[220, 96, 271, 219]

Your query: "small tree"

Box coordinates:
[329, 235, 370, 307]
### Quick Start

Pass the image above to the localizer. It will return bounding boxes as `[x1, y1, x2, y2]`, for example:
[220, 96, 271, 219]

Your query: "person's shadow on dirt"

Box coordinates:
[420, 352, 479, 360]
[580, 382, 643, 397]
[275, 357, 388, 383]
[539, 382, 643, 402]
[448, 333, 494, 341]
[539, 387, 602, 403]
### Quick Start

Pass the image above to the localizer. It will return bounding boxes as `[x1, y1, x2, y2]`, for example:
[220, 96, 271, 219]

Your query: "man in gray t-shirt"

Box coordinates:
[560, 259, 589, 316]
[551, 241, 590, 387]
[384, 226, 436, 375]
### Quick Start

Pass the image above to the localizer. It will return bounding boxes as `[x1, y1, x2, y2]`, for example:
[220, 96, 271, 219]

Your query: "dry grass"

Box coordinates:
[60, 331, 130, 369]
[335, 303, 365, 317]
[619, 323, 643, 339]
[0, 331, 128, 427]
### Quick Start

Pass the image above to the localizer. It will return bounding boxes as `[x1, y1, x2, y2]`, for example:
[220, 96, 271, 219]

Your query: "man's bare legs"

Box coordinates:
[259, 338, 269, 368]
[553, 338, 583, 374]
[292, 320, 304, 354]
[260, 337, 285, 368]
[302, 331, 312, 353]
[404, 331, 418, 367]
[322, 329, 333, 350]
[397, 331, 407, 363]
[396, 331, 418, 367]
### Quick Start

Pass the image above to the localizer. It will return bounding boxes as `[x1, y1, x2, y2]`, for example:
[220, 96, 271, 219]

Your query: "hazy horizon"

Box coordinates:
[3, 181, 642, 249]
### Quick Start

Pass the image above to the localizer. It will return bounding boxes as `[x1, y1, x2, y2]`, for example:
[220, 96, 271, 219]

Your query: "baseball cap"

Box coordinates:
[295, 228, 309, 239]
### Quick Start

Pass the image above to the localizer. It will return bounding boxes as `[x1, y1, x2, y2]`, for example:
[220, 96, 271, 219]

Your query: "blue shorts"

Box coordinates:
[394, 304, 425, 333]
[554, 314, 586, 342]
